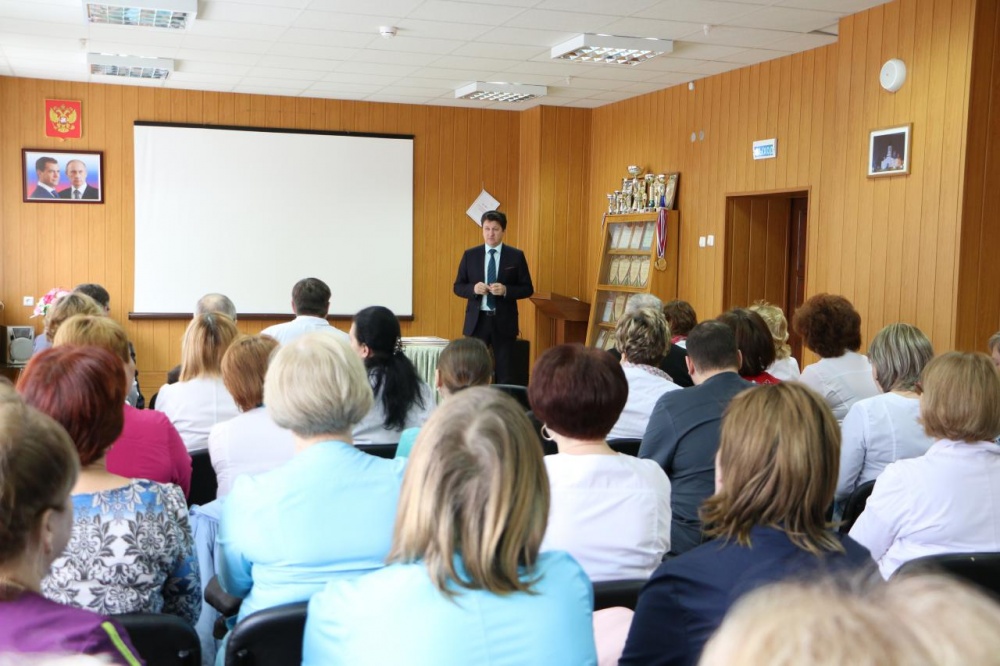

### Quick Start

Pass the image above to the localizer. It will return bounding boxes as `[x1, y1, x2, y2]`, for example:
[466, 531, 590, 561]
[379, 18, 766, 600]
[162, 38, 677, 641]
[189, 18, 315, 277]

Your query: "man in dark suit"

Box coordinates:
[453, 210, 534, 385]
[639, 320, 753, 555]
[58, 159, 100, 200]
[29, 156, 61, 199]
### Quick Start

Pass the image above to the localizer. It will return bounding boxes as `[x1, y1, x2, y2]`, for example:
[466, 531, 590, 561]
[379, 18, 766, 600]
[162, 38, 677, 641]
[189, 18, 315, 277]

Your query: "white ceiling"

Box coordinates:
[0, 0, 891, 109]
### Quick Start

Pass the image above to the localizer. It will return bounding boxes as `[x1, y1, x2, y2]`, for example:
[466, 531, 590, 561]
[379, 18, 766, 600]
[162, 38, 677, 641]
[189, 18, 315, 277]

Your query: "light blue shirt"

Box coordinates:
[216, 440, 406, 621]
[302, 551, 597, 666]
[480, 242, 503, 312]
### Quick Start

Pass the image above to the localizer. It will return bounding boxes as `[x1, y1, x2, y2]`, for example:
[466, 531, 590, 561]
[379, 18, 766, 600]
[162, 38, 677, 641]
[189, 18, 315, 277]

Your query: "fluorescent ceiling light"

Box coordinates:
[85, 0, 197, 29]
[455, 82, 546, 103]
[88, 53, 174, 79]
[551, 34, 672, 66]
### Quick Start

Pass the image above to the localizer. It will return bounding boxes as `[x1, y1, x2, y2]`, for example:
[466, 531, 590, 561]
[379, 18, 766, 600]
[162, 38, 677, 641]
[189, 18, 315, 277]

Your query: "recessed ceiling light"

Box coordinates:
[551, 34, 672, 66]
[455, 82, 546, 103]
[88, 53, 174, 79]
[84, 0, 197, 29]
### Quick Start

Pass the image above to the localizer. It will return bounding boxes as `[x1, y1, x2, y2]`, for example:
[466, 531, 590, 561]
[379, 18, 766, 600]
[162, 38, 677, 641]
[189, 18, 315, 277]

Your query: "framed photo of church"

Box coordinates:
[22, 149, 104, 203]
[868, 125, 910, 178]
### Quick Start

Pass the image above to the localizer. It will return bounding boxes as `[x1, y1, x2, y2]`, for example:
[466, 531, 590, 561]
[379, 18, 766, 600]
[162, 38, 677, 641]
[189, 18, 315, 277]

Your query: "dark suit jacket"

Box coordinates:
[29, 186, 59, 199]
[58, 185, 100, 200]
[620, 527, 873, 666]
[453, 244, 534, 338]
[639, 372, 753, 555]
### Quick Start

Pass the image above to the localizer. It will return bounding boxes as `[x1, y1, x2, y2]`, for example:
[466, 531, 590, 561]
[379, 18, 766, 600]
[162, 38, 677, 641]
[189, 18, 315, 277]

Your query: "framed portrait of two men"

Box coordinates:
[22, 149, 104, 203]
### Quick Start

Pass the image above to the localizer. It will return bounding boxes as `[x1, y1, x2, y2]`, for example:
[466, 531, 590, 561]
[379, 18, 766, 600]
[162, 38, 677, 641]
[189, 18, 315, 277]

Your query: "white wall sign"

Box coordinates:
[752, 138, 777, 160]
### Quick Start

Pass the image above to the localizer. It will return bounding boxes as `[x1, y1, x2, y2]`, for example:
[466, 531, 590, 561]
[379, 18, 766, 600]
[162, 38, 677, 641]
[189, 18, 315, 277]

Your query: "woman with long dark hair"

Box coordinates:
[350, 306, 435, 444]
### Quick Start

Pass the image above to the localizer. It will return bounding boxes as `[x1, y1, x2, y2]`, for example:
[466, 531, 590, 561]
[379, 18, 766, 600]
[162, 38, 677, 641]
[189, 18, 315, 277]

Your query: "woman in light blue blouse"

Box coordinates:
[216, 332, 406, 624]
[303, 387, 597, 666]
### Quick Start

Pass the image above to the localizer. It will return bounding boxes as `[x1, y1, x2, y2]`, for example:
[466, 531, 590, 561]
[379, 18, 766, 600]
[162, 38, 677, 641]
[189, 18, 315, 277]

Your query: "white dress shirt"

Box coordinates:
[542, 453, 671, 582]
[849, 439, 1000, 578]
[353, 382, 436, 444]
[480, 242, 503, 312]
[767, 356, 800, 381]
[261, 316, 350, 346]
[836, 392, 935, 501]
[607, 364, 680, 440]
[208, 406, 296, 497]
[154, 376, 240, 451]
[798, 351, 880, 423]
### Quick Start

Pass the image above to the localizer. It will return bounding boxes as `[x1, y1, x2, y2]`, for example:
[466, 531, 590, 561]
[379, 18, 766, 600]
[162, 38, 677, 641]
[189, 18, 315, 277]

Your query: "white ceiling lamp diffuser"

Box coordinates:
[551, 34, 673, 66]
[455, 82, 546, 103]
[88, 53, 174, 79]
[84, 0, 197, 29]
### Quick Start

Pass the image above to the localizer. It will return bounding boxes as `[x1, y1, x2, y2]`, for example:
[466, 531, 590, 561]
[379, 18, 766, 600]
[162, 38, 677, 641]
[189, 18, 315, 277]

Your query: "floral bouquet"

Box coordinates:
[32, 287, 71, 318]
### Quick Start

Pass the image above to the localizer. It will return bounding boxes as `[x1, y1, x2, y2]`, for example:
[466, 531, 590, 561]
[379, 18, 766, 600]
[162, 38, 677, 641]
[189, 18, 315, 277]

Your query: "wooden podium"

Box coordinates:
[530, 292, 590, 346]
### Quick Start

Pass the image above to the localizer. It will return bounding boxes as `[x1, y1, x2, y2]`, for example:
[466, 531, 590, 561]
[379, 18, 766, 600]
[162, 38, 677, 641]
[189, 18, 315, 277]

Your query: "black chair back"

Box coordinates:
[356, 442, 398, 459]
[491, 384, 531, 411]
[593, 579, 647, 611]
[188, 449, 218, 507]
[839, 479, 876, 534]
[225, 601, 308, 666]
[116, 612, 200, 666]
[608, 439, 641, 456]
[893, 552, 1000, 599]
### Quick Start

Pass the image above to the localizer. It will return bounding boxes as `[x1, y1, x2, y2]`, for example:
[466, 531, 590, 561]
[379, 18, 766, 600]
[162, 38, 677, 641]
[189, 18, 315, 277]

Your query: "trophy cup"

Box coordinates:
[615, 190, 627, 215]
[607, 193, 616, 215]
[621, 178, 633, 213]
[643, 174, 655, 211]
[627, 166, 642, 212]
[653, 174, 667, 209]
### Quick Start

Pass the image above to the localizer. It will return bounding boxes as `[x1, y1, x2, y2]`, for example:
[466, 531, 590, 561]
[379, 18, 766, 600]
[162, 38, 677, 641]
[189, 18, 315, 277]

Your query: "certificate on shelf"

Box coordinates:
[641, 222, 655, 250]
[608, 257, 621, 285]
[638, 257, 651, 287]
[616, 256, 630, 285]
[613, 293, 628, 322]
[611, 223, 625, 249]
[601, 296, 614, 322]
[595, 330, 608, 349]
[628, 223, 643, 250]
[604, 331, 617, 350]
[624, 256, 637, 286]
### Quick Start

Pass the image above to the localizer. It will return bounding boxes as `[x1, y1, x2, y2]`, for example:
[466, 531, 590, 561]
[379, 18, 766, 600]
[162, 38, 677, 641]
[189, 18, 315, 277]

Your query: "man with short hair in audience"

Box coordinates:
[639, 321, 753, 556]
[262, 277, 349, 346]
[73, 282, 145, 409]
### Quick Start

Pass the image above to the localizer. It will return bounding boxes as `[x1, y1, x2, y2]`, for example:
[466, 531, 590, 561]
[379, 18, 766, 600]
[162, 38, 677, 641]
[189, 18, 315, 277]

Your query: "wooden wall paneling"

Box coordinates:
[878, 0, 902, 324]
[764, 198, 792, 306]
[856, 5, 884, 332]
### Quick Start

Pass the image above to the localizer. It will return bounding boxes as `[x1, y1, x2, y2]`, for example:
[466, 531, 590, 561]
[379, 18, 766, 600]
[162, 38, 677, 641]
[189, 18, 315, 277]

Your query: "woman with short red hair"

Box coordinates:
[18, 346, 200, 625]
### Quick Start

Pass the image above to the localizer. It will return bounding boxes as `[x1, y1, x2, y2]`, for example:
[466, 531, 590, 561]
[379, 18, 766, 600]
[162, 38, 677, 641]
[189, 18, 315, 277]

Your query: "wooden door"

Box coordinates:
[723, 196, 792, 310]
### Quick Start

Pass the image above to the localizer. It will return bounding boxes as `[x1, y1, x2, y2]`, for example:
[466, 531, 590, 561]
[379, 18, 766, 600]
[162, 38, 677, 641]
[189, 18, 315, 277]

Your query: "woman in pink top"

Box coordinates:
[53, 315, 191, 496]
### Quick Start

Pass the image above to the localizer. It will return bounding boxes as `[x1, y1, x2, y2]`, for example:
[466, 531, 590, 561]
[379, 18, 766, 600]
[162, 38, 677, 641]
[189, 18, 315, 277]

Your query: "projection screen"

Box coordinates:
[133, 122, 414, 317]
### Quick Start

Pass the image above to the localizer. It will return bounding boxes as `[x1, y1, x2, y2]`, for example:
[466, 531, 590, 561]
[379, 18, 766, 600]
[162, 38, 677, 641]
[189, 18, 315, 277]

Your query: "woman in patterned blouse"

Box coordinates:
[18, 344, 200, 624]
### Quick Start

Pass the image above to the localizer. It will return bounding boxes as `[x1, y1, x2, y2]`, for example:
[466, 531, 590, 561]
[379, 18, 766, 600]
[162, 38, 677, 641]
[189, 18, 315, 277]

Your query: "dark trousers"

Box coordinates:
[470, 311, 515, 385]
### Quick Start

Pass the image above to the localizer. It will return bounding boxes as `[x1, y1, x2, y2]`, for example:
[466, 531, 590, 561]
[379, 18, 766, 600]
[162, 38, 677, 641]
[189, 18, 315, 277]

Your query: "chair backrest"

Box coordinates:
[607, 439, 641, 457]
[893, 552, 1000, 599]
[593, 579, 647, 611]
[225, 601, 308, 666]
[491, 384, 531, 411]
[355, 442, 398, 459]
[188, 449, 218, 507]
[839, 479, 876, 534]
[116, 612, 200, 666]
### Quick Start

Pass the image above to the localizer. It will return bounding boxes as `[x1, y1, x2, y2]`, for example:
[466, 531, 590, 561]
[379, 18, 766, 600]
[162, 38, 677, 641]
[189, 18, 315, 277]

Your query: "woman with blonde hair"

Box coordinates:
[835, 323, 935, 502]
[620, 383, 871, 666]
[749, 300, 800, 381]
[851, 351, 1000, 578]
[54, 315, 191, 496]
[42, 291, 104, 346]
[155, 313, 240, 451]
[302, 387, 596, 665]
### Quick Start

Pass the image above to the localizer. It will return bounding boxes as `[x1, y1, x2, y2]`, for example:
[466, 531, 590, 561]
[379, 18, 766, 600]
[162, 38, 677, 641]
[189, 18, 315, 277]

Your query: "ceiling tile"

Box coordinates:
[334, 61, 423, 77]
[280, 28, 377, 48]
[727, 6, 842, 32]
[168, 71, 243, 84]
[669, 42, 752, 60]
[408, 1, 528, 25]
[765, 31, 837, 51]
[180, 35, 273, 55]
[502, 9, 617, 33]
[367, 94, 436, 104]
[265, 42, 357, 60]
[346, 49, 441, 66]
[305, 0, 424, 12]
[252, 65, 330, 80]
[535, 0, 659, 15]
[0, 0, 84, 24]
[165, 79, 237, 91]
[176, 60, 254, 76]
[321, 70, 399, 84]
[177, 47, 261, 65]
[255, 54, 339, 70]
[475, 26, 573, 46]
[198, 2, 303, 26]
[393, 18, 495, 40]
[85, 39, 179, 59]
[407, 65, 504, 80]
[634, 0, 759, 24]
[184, 20, 287, 41]
[777, 0, 889, 12]
[681, 25, 806, 49]
[238, 76, 314, 88]
[305, 80, 384, 93]
[0, 33, 84, 52]
[0, 18, 86, 39]
[367, 36, 465, 55]
[595, 17, 703, 40]
[448, 42, 546, 60]
[3, 46, 84, 64]
[87, 24, 188, 47]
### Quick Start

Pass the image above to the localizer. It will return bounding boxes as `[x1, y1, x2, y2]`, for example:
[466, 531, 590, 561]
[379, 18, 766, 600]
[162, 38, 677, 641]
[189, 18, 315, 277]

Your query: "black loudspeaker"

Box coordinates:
[1, 326, 35, 366]
[508, 338, 530, 387]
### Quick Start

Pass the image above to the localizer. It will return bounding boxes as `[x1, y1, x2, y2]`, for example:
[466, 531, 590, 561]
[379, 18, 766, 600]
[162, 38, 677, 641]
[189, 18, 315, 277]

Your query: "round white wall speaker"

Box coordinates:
[880, 59, 907, 92]
[10, 338, 32, 364]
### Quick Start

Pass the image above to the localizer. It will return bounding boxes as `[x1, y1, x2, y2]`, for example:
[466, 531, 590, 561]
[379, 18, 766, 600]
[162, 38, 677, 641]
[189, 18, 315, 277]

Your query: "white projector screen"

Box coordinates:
[133, 123, 414, 317]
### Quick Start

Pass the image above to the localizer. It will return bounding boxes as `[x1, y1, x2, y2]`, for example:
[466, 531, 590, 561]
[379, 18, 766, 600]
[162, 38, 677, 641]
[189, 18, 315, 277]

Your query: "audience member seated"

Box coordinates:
[217, 333, 406, 624]
[850, 351, 1000, 578]
[53, 315, 192, 496]
[663, 299, 697, 349]
[0, 385, 143, 664]
[836, 323, 935, 503]
[793, 293, 879, 423]
[717, 308, 779, 385]
[261, 277, 349, 346]
[531, 345, 671, 581]
[32, 288, 71, 354]
[40, 291, 104, 351]
[302, 388, 596, 665]
[612, 295, 692, 388]
[74, 282, 145, 409]
[19, 346, 200, 624]
[155, 293, 239, 401]
[700, 575, 1000, 666]
[209, 335, 295, 498]
[639, 322, 753, 555]
[749, 300, 800, 381]
[621, 382, 872, 666]
[608, 307, 680, 440]
[350, 306, 435, 444]
[155, 313, 240, 451]
[395, 337, 492, 458]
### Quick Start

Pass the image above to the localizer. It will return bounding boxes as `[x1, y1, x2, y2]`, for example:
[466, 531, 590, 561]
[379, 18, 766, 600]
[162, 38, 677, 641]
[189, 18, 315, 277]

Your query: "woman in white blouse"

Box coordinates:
[209, 335, 295, 497]
[835, 323, 935, 503]
[155, 313, 240, 451]
[850, 351, 1000, 578]
[530, 344, 671, 582]
[792, 294, 879, 423]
